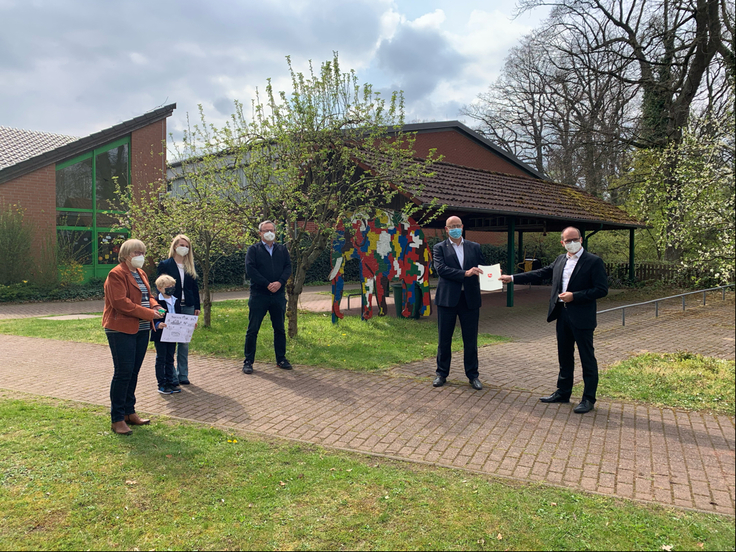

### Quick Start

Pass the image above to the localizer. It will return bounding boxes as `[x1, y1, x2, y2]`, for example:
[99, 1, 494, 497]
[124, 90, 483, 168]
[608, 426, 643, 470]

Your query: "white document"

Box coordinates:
[479, 264, 503, 292]
[160, 313, 198, 343]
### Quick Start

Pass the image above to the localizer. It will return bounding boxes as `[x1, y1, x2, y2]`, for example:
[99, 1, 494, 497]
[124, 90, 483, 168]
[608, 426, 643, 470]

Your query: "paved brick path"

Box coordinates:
[0, 286, 733, 515]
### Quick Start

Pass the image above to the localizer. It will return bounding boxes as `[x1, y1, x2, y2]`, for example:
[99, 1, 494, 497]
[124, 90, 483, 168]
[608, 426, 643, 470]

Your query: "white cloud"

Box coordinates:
[0, 0, 550, 138]
[408, 9, 446, 29]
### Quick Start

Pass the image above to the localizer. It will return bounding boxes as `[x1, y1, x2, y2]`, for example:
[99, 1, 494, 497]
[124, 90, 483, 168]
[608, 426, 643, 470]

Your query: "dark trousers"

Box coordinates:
[244, 291, 287, 363]
[555, 306, 599, 403]
[436, 291, 480, 380]
[106, 329, 149, 423]
[154, 340, 177, 388]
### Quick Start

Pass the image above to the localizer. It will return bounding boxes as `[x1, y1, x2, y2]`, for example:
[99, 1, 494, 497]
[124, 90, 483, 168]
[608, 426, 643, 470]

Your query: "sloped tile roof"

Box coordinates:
[0, 104, 176, 185]
[411, 161, 643, 228]
[0, 126, 78, 170]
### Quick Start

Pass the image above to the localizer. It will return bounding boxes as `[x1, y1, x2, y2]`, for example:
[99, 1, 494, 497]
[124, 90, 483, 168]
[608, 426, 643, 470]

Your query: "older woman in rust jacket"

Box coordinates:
[103, 239, 164, 435]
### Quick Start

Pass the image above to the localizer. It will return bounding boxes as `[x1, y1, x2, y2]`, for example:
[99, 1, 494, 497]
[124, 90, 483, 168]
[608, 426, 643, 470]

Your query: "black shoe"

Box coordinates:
[179, 379, 190, 385]
[432, 375, 446, 387]
[539, 390, 570, 403]
[170, 385, 182, 394]
[158, 386, 173, 395]
[242, 360, 253, 374]
[470, 378, 483, 390]
[574, 399, 595, 414]
[277, 359, 293, 370]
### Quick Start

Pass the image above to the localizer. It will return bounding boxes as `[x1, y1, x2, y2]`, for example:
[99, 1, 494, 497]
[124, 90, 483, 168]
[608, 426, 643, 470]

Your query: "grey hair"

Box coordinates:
[258, 220, 275, 232]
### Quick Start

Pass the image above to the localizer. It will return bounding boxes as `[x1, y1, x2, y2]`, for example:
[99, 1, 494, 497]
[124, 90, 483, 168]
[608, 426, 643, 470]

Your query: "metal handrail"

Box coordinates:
[597, 283, 735, 326]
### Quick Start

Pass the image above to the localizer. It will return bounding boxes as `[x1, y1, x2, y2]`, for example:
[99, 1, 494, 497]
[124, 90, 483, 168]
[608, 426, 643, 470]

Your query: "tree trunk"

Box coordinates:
[285, 261, 307, 338]
[202, 270, 212, 327]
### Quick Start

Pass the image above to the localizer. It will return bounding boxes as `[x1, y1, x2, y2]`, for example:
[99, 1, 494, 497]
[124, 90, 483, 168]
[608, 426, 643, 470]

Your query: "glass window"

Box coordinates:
[96, 211, 123, 227]
[97, 232, 128, 264]
[56, 211, 93, 227]
[96, 144, 129, 211]
[98, 232, 127, 265]
[56, 157, 93, 209]
[57, 230, 92, 265]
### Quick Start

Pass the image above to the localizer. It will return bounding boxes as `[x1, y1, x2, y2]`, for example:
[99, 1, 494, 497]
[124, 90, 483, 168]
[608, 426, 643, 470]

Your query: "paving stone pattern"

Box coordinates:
[0, 286, 733, 515]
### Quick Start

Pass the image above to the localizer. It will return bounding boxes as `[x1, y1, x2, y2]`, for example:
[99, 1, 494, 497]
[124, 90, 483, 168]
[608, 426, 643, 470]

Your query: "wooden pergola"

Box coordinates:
[397, 160, 646, 306]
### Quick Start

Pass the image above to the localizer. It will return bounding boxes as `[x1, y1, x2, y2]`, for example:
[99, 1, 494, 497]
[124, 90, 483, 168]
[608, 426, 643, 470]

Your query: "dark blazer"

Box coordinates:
[157, 257, 201, 311]
[433, 239, 486, 309]
[150, 296, 182, 343]
[513, 250, 608, 329]
[245, 241, 292, 295]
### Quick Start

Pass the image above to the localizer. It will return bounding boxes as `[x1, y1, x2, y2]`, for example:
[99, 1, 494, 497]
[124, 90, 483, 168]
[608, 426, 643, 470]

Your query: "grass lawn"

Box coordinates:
[579, 352, 735, 415]
[0, 299, 507, 371]
[1, 392, 733, 552]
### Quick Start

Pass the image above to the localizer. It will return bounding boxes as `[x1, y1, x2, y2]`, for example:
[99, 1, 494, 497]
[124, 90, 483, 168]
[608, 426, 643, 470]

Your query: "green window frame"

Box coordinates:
[55, 136, 131, 281]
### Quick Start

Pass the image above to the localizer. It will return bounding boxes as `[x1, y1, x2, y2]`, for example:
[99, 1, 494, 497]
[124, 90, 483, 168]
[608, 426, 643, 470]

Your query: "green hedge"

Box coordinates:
[204, 246, 361, 286]
[0, 278, 106, 303]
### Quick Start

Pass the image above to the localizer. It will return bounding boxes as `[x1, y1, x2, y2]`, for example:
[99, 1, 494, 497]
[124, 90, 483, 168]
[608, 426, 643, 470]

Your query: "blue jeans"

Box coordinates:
[106, 329, 149, 423]
[174, 304, 196, 383]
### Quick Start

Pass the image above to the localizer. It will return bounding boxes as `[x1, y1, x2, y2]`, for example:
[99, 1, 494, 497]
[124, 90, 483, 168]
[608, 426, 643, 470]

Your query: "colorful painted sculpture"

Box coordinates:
[329, 209, 432, 322]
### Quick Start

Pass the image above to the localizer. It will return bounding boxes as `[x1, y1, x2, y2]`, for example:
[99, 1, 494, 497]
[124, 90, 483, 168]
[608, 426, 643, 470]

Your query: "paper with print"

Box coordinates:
[160, 313, 198, 343]
[479, 264, 503, 292]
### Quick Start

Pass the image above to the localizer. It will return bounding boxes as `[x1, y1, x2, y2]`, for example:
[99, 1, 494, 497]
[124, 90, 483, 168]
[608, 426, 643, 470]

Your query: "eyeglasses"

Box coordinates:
[447, 225, 463, 230]
[562, 239, 581, 245]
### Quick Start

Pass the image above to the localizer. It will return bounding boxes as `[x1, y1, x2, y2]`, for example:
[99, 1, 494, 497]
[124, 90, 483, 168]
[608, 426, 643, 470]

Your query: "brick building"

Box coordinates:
[0, 104, 176, 281]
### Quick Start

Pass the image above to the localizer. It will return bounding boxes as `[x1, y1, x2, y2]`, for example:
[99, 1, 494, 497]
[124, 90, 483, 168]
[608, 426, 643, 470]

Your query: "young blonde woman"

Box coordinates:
[157, 234, 201, 385]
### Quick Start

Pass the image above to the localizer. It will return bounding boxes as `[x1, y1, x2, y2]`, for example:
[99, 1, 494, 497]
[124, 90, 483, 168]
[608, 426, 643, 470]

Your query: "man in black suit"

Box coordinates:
[500, 226, 608, 413]
[432, 216, 486, 390]
[242, 220, 293, 374]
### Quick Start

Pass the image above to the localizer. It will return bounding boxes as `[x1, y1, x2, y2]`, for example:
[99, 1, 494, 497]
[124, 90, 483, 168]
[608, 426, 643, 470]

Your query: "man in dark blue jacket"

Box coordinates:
[242, 220, 292, 374]
[433, 216, 486, 390]
[500, 226, 608, 413]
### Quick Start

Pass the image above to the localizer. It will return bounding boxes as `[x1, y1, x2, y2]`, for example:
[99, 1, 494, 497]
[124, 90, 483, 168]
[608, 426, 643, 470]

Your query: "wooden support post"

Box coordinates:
[507, 217, 516, 307]
[629, 228, 636, 283]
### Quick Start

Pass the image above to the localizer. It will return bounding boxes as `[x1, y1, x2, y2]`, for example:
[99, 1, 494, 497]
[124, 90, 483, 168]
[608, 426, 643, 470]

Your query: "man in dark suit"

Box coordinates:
[500, 226, 608, 413]
[433, 216, 486, 390]
[242, 220, 293, 374]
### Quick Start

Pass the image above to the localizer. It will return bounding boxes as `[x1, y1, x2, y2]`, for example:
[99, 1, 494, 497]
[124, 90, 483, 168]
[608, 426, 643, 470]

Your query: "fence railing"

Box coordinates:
[597, 284, 735, 326]
[605, 262, 685, 282]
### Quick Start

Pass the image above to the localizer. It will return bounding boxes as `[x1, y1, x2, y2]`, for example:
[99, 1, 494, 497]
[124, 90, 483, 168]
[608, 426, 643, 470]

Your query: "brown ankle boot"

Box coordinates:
[124, 413, 150, 426]
[111, 421, 133, 435]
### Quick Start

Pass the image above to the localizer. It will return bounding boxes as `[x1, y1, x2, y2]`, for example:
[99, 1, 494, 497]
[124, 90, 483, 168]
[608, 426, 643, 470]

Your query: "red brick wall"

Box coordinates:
[0, 165, 56, 254]
[131, 119, 167, 193]
[0, 119, 169, 267]
[412, 130, 529, 176]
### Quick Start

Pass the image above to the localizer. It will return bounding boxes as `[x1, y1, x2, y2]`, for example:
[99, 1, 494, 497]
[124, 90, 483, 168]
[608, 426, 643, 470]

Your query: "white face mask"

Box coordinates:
[564, 240, 582, 254]
[130, 255, 145, 269]
[175, 246, 189, 257]
[262, 231, 276, 242]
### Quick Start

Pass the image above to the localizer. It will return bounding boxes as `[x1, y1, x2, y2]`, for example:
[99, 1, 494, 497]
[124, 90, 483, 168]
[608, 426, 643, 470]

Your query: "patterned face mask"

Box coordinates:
[564, 241, 582, 254]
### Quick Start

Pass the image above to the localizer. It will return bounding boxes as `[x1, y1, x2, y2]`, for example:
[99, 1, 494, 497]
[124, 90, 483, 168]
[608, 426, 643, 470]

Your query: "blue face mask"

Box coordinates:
[448, 228, 462, 239]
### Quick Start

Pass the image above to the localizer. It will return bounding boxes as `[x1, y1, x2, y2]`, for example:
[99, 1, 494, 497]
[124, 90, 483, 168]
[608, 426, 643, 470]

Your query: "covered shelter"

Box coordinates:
[390, 160, 646, 306]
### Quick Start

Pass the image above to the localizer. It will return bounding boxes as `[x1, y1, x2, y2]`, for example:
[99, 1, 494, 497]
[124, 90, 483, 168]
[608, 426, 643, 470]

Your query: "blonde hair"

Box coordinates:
[168, 234, 198, 279]
[118, 239, 146, 263]
[155, 274, 176, 290]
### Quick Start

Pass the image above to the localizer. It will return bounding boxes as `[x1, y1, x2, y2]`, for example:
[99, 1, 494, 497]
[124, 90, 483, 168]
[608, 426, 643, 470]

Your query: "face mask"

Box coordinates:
[175, 246, 189, 257]
[262, 231, 276, 242]
[564, 240, 582, 254]
[448, 228, 462, 239]
[130, 255, 145, 269]
[164, 286, 176, 296]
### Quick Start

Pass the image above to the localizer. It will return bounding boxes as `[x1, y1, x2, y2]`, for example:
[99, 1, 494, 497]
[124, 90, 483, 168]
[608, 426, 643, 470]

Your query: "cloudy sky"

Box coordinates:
[0, 0, 549, 142]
